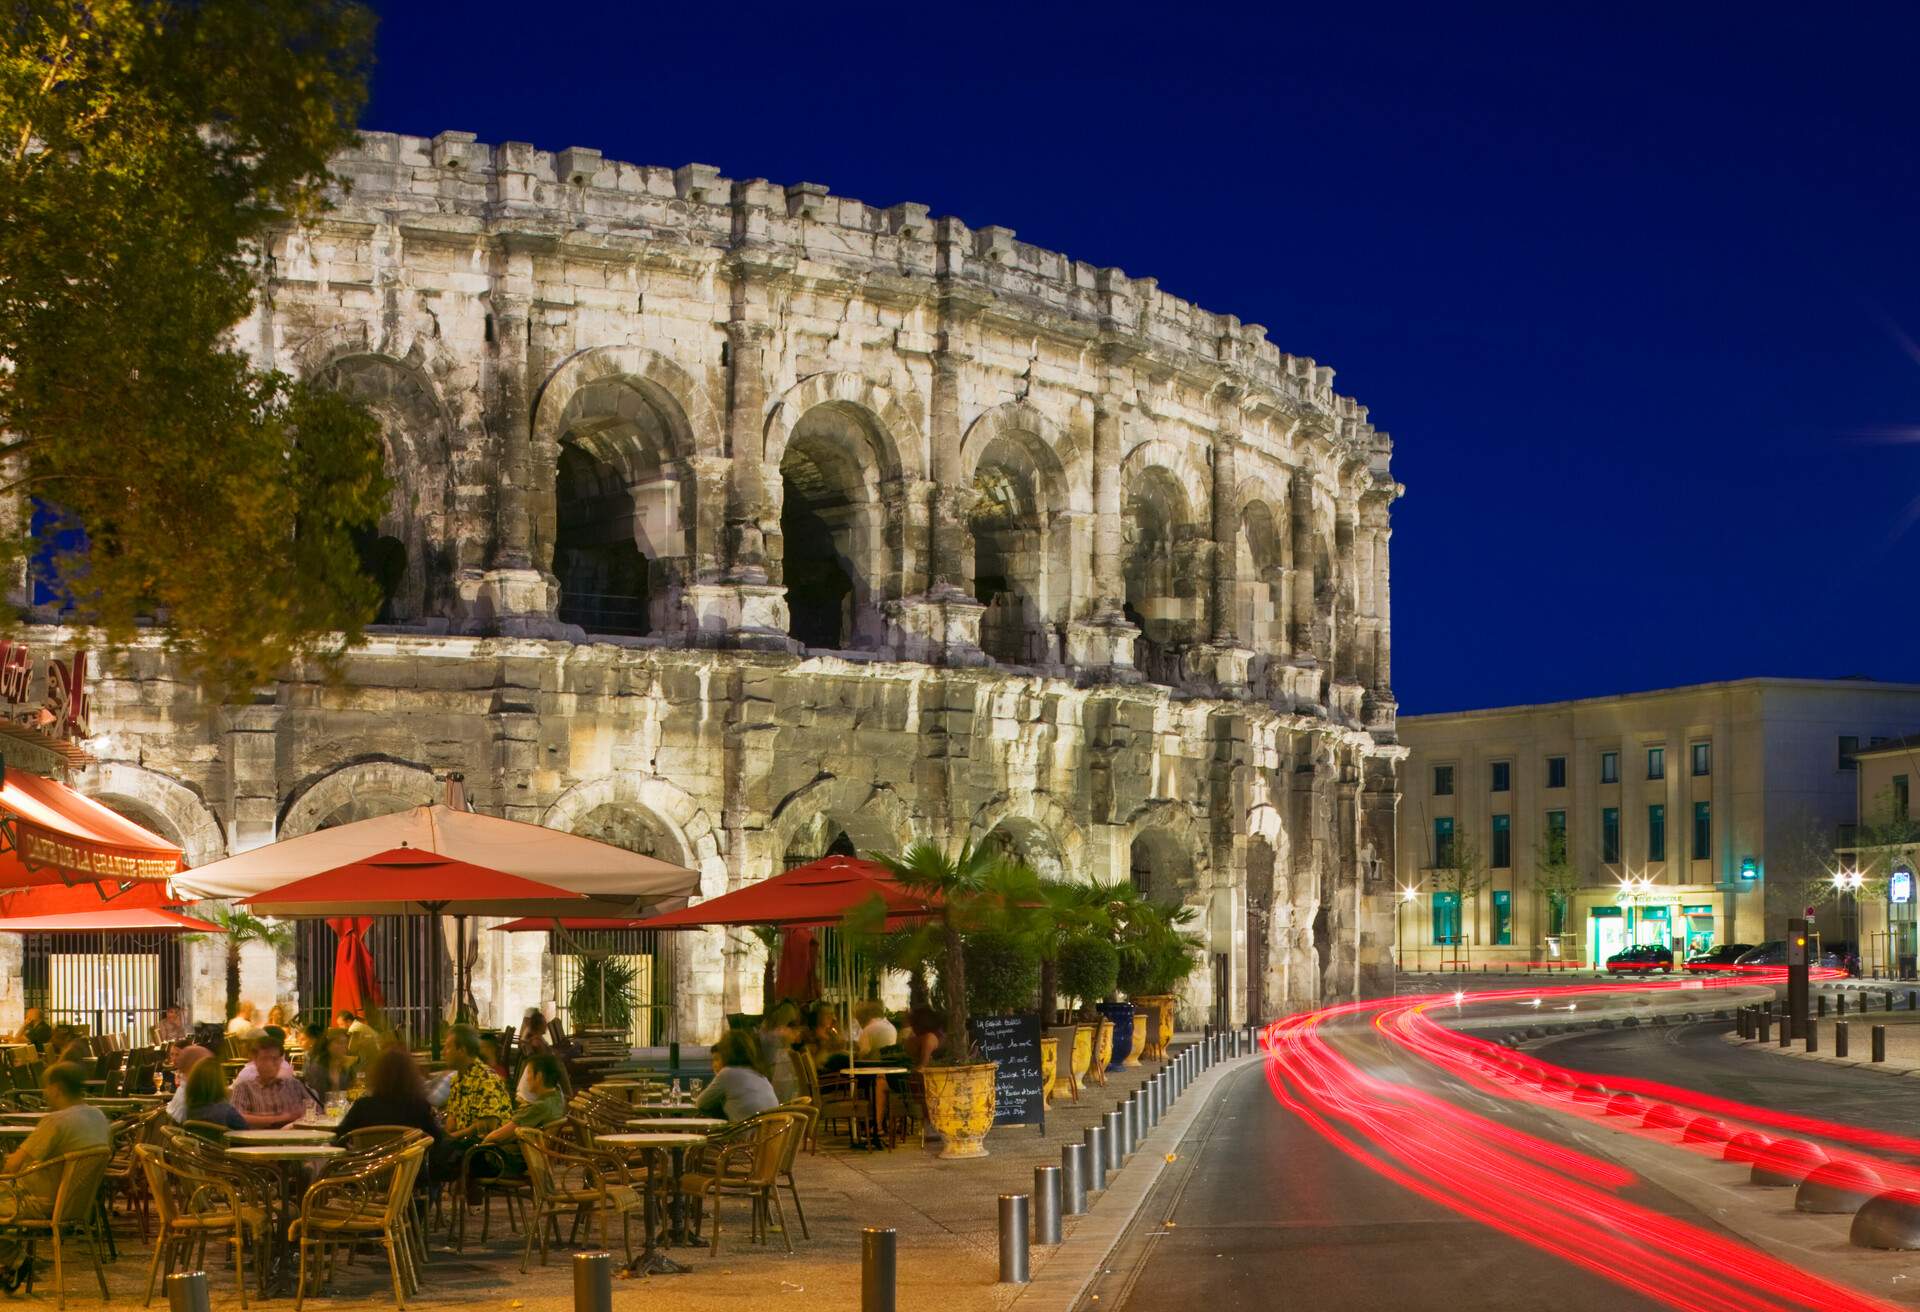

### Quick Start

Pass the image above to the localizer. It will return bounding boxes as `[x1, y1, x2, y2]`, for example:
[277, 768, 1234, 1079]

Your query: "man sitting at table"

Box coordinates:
[152, 1006, 188, 1046]
[442, 1024, 513, 1141]
[0, 1064, 109, 1289]
[469, 1052, 567, 1180]
[229, 1034, 314, 1128]
[7, 1007, 52, 1053]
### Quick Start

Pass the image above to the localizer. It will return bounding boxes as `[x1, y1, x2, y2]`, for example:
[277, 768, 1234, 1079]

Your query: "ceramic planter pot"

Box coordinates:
[1127, 1012, 1147, 1068]
[1038, 1036, 1059, 1109]
[1088, 1018, 1113, 1086]
[1132, 994, 1176, 1061]
[1097, 1001, 1136, 1071]
[1069, 1023, 1094, 1090]
[922, 1062, 998, 1159]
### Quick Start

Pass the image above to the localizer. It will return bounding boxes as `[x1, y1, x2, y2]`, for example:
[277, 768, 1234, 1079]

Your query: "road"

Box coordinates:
[1081, 984, 1920, 1312]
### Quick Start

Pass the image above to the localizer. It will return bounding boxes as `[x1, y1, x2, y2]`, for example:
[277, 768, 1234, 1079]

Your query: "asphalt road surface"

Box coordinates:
[1080, 992, 1918, 1312]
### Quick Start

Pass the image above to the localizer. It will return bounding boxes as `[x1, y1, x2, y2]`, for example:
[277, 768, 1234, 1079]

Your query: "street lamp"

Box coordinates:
[1833, 867, 1864, 971]
[1398, 883, 1419, 976]
[1616, 872, 1654, 958]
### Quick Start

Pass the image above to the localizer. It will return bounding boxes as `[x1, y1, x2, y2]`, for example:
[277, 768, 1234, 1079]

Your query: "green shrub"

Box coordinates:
[963, 930, 1042, 1016]
[1056, 934, 1119, 1008]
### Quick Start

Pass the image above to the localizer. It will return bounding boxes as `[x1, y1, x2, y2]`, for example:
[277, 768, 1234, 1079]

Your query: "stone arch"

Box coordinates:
[765, 375, 922, 651]
[531, 348, 716, 637]
[542, 774, 725, 900]
[967, 791, 1088, 883]
[1121, 799, 1212, 899]
[310, 350, 455, 624]
[279, 759, 437, 840]
[959, 404, 1080, 666]
[1118, 447, 1207, 680]
[1243, 803, 1288, 1024]
[1233, 488, 1291, 680]
[76, 763, 227, 869]
[767, 776, 918, 876]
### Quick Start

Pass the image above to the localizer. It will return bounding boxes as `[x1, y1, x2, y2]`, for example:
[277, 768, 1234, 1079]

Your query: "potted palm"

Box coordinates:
[202, 905, 294, 1022]
[860, 840, 1040, 1158]
[1123, 898, 1204, 1060]
[1053, 931, 1117, 1099]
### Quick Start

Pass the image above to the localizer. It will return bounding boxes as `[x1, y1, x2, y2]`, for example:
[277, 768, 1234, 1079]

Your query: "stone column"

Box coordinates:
[468, 277, 557, 631]
[1063, 350, 1138, 676]
[1289, 474, 1317, 656]
[1333, 509, 1358, 682]
[1195, 429, 1251, 692]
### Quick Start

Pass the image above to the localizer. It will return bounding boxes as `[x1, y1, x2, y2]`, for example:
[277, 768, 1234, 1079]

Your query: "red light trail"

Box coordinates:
[1261, 975, 1906, 1312]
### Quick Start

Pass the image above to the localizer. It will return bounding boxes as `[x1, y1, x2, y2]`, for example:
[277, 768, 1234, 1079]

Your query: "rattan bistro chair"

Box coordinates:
[678, 1110, 804, 1256]
[514, 1128, 646, 1273]
[137, 1142, 268, 1308]
[287, 1139, 427, 1310]
[0, 1146, 112, 1309]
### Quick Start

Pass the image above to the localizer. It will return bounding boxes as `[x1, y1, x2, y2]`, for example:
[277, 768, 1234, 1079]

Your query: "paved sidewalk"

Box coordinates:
[36, 1040, 1254, 1309]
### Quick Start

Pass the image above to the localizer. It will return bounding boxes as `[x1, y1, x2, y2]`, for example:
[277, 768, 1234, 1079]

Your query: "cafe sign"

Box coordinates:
[0, 641, 91, 743]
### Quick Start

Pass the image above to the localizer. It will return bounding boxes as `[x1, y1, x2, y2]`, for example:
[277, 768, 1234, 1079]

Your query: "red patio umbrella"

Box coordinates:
[328, 917, 383, 1019]
[627, 855, 938, 931]
[775, 926, 822, 1002]
[0, 880, 220, 933]
[238, 848, 591, 918]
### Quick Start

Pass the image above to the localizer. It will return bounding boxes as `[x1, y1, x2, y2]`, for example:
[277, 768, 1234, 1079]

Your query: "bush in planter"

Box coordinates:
[964, 930, 1041, 1017]
[1055, 934, 1119, 1017]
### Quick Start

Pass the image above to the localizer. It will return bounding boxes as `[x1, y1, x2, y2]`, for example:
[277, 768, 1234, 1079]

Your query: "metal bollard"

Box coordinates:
[1839, 993, 1848, 1015]
[863, 1228, 897, 1312]
[1104, 1109, 1125, 1167]
[573, 1252, 613, 1312]
[1127, 1093, 1142, 1150]
[1837, 1021, 1850, 1059]
[166, 1272, 211, 1312]
[999, 1195, 1030, 1284]
[1806, 1022, 1819, 1054]
[1910, 990, 1917, 1011]
[1779, 1014, 1792, 1047]
[1818, 994, 1828, 1017]
[1062, 1143, 1088, 1215]
[1034, 1165, 1063, 1244]
[1085, 1124, 1108, 1190]
[1874, 1025, 1888, 1063]
[1758, 1011, 1771, 1043]
[1888, 991, 1896, 1013]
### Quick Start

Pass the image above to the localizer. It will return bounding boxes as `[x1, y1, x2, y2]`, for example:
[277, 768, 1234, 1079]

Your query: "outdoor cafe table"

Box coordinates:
[595, 1131, 707, 1275]
[291, 1112, 344, 1131]
[844, 1066, 909, 1150]
[229, 1128, 336, 1145]
[625, 1102, 709, 1115]
[225, 1143, 347, 1295]
[626, 1116, 726, 1132]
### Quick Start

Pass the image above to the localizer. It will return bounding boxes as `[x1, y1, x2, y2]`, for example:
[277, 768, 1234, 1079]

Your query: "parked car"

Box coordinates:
[1735, 940, 1786, 966]
[1818, 941, 1861, 974]
[1606, 944, 1675, 973]
[1684, 943, 1754, 973]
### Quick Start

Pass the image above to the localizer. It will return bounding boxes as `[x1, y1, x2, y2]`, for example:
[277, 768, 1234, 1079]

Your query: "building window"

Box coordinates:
[1839, 735, 1860, 771]
[1491, 814, 1511, 869]
[1546, 809, 1566, 841]
[1433, 816, 1455, 868]
[1432, 891, 1460, 947]
[1648, 804, 1666, 862]
[1433, 765, 1454, 796]
[1897, 775, 1911, 821]
[1490, 761, 1510, 793]
[1691, 742, 1711, 776]
[1647, 746, 1665, 780]
[1602, 807, 1620, 864]
[1493, 890, 1513, 946]
[1546, 756, 1567, 789]
[1692, 801, 1711, 862]
[1600, 751, 1619, 784]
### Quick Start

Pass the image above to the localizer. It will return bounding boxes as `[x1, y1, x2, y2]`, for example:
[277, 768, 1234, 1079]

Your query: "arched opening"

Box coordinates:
[783, 817, 858, 870]
[778, 405, 887, 652]
[550, 378, 691, 637]
[317, 355, 452, 625]
[1128, 829, 1194, 903]
[1122, 468, 1202, 683]
[969, 433, 1060, 666]
[1235, 501, 1288, 681]
[981, 819, 1067, 883]
[1245, 837, 1275, 1024]
[552, 804, 682, 1045]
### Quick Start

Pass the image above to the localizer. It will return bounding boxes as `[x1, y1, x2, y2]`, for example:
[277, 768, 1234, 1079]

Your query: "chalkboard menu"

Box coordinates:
[967, 1012, 1045, 1131]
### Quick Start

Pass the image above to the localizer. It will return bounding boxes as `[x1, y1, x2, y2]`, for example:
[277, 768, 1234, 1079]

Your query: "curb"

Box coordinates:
[1716, 1027, 1920, 1078]
[1007, 1048, 1262, 1312]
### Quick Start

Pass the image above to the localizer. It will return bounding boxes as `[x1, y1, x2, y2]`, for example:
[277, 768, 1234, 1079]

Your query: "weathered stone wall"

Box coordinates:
[36, 129, 1407, 1035]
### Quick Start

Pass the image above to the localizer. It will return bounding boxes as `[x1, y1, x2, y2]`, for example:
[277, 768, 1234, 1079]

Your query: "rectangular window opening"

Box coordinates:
[1490, 761, 1510, 793]
[1546, 756, 1567, 789]
[1691, 742, 1711, 777]
[1692, 800, 1711, 862]
[1491, 814, 1511, 869]
[1648, 804, 1666, 863]
[1647, 746, 1665, 780]
[1602, 807, 1620, 864]
[1433, 765, 1454, 797]
[1601, 751, 1619, 784]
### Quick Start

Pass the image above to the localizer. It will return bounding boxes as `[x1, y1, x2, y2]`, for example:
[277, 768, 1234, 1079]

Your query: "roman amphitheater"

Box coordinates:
[23, 131, 1405, 1040]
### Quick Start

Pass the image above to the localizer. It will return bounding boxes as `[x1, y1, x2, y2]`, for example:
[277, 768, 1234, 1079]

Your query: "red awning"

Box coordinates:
[0, 770, 182, 887]
[240, 847, 592, 918]
[0, 880, 218, 933]
[628, 855, 938, 931]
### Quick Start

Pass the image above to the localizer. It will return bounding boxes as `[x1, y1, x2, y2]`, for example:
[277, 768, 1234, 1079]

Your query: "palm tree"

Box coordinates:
[866, 839, 1039, 1062]
[1036, 880, 1115, 1020]
[203, 905, 294, 1020]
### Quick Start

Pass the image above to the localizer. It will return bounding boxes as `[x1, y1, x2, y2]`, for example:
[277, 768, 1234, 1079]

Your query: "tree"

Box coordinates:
[202, 905, 293, 1020]
[1532, 826, 1581, 945]
[1034, 879, 1114, 1020]
[1, 1, 389, 696]
[1430, 829, 1488, 965]
[860, 840, 1040, 1064]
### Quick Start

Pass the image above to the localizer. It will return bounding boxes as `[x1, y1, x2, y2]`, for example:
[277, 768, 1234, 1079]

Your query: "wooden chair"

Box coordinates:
[678, 1110, 804, 1256]
[288, 1140, 426, 1310]
[0, 1147, 112, 1309]
[515, 1127, 646, 1272]
[136, 1142, 268, 1308]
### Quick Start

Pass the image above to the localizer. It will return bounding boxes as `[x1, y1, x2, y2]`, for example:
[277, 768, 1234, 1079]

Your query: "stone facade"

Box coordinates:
[29, 131, 1405, 1036]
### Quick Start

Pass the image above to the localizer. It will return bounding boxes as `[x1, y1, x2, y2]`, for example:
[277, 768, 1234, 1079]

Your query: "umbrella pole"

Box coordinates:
[430, 908, 443, 1062]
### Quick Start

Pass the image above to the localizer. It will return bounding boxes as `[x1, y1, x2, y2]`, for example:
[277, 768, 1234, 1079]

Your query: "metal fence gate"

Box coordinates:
[295, 916, 450, 1046]
[549, 929, 675, 1046]
[22, 931, 183, 1043]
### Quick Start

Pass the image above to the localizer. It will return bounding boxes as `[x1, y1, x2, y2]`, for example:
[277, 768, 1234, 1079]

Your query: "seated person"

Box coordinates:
[478, 1033, 510, 1084]
[8, 1007, 51, 1053]
[0, 1064, 109, 1289]
[696, 1030, 780, 1123]
[302, 1028, 357, 1099]
[180, 1059, 247, 1131]
[441, 1024, 513, 1143]
[474, 1053, 568, 1175]
[228, 1034, 314, 1128]
[226, 1002, 265, 1042]
[165, 1045, 214, 1123]
[337, 1048, 443, 1146]
[152, 1006, 188, 1045]
[854, 999, 898, 1056]
[903, 1006, 944, 1069]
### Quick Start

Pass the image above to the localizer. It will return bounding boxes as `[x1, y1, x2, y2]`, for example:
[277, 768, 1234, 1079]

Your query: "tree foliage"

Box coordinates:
[200, 904, 292, 1018]
[1531, 826, 1581, 935]
[0, 1, 388, 695]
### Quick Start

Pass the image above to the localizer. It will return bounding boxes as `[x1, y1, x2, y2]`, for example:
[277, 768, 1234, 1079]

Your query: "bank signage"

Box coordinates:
[1893, 869, 1914, 905]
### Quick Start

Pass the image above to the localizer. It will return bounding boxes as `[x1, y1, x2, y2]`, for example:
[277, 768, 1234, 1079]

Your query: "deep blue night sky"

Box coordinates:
[363, 3, 1920, 714]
